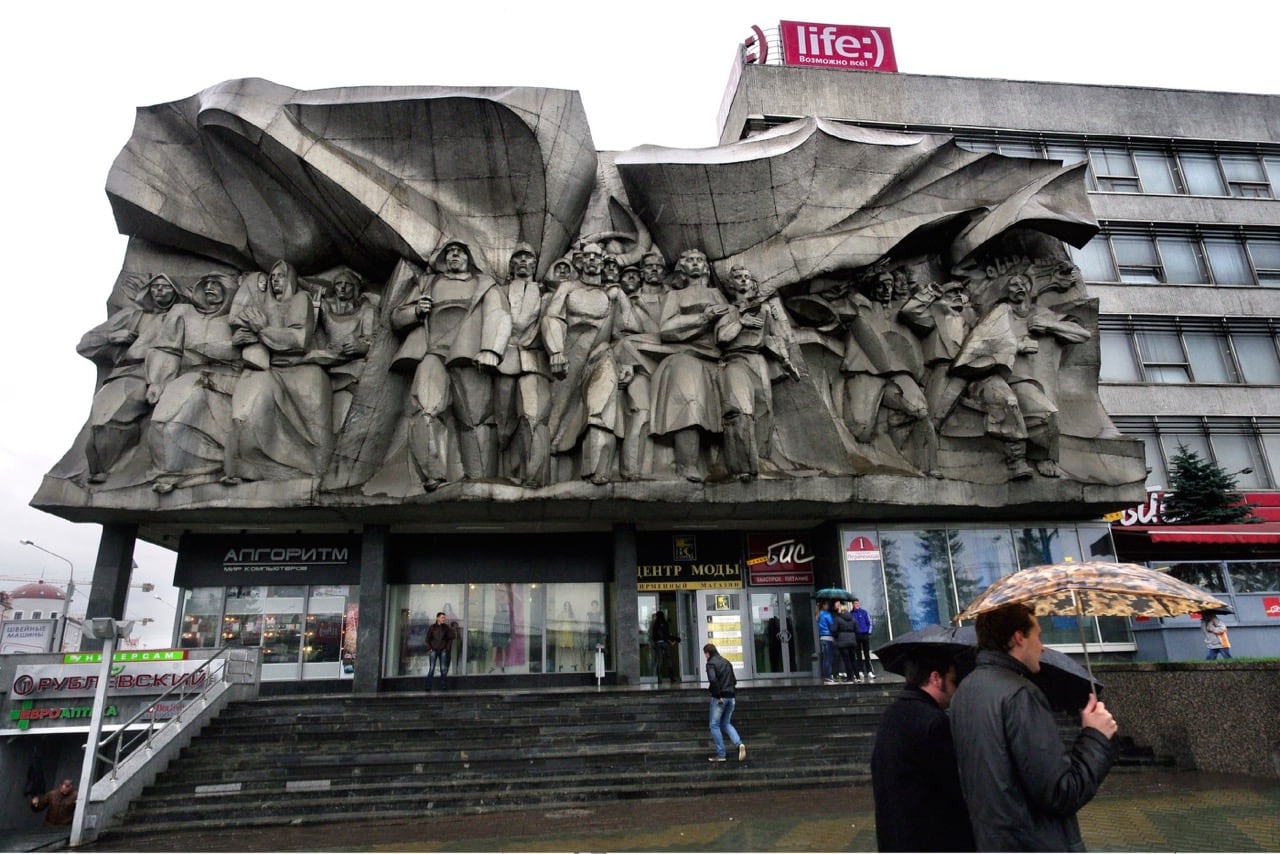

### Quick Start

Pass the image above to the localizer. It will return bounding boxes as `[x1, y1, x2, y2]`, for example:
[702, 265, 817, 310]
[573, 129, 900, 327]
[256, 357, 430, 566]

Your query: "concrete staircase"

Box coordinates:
[97, 683, 894, 841]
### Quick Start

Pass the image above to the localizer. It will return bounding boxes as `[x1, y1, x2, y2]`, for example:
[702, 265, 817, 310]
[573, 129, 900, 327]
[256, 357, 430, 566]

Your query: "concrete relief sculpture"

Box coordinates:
[495, 244, 552, 487]
[223, 260, 334, 484]
[146, 272, 244, 493]
[34, 81, 1145, 519]
[390, 241, 511, 491]
[77, 274, 183, 483]
[312, 267, 379, 432]
[542, 242, 639, 484]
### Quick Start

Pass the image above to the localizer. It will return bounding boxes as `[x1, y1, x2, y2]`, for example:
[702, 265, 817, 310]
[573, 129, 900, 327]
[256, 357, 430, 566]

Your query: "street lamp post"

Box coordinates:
[19, 540, 75, 653]
[70, 617, 133, 848]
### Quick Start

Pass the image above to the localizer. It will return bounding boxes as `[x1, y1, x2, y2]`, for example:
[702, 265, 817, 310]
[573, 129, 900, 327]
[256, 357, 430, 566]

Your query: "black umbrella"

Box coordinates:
[815, 587, 855, 601]
[874, 623, 1102, 713]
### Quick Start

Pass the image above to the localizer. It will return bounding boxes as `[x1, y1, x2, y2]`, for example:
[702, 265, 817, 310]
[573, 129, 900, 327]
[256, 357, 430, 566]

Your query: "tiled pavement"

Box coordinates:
[72, 767, 1280, 852]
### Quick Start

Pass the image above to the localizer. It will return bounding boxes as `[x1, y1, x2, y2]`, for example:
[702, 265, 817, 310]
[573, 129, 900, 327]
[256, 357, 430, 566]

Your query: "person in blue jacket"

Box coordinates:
[816, 601, 837, 684]
[850, 598, 875, 682]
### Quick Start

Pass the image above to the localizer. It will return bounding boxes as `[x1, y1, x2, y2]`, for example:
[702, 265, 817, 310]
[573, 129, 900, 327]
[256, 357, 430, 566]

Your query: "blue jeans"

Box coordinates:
[1207, 648, 1232, 660]
[709, 697, 741, 758]
[427, 648, 450, 688]
[820, 638, 836, 680]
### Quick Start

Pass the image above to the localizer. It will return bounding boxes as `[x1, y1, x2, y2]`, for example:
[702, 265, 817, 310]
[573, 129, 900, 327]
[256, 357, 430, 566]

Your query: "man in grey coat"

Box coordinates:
[950, 603, 1117, 852]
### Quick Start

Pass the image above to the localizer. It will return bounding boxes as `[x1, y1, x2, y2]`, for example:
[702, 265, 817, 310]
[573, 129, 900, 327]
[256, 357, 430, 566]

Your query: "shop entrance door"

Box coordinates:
[748, 590, 814, 678]
[638, 591, 699, 683]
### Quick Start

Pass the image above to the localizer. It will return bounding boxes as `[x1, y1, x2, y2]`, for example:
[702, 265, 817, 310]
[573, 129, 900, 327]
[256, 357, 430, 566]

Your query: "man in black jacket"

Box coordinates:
[425, 612, 457, 691]
[950, 603, 1117, 852]
[871, 649, 974, 851]
[703, 643, 746, 762]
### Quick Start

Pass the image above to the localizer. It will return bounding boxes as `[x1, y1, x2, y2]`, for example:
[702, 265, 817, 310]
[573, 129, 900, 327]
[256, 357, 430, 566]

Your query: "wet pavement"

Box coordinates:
[59, 767, 1280, 852]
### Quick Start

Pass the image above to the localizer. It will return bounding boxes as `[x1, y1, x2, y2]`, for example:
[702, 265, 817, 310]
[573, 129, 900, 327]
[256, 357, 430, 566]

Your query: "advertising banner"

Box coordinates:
[746, 534, 816, 586]
[636, 532, 744, 591]
[176, 533, 361, 587]
[780, 20, 897, 72]
[1, 650, 205, 734]
[1, 620, 56, 655]
[1264, 596, 1280, 617]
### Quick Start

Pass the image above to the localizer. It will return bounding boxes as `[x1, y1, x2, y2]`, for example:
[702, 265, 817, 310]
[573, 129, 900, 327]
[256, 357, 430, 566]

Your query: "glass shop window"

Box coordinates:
[178, 587, 225, 649]
[1226, 561, 1280, 594]
[1165, 563, 1229, 593]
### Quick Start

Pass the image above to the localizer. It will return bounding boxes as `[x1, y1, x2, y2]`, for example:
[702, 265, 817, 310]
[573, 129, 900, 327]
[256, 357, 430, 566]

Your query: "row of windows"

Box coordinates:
[1166, 561, 1280, 596]
[1069, 229, 1280, 287]
[1112, 416, 1280, 491]
[1100, 316, 1280, 386]
[957, 136, 1280, 200]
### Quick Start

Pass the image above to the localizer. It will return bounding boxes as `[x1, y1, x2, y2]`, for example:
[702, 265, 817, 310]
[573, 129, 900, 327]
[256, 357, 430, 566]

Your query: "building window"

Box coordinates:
[1099, 316, 1263, 385]
[1221, 154, 1275, 199]
[842, 523, 1129, 650]
[1074, 230, 1280, 287]
[1227, 561, 1280, 593]
[1165, 563, 1229, 593]
[1112, 416, 1276, 490]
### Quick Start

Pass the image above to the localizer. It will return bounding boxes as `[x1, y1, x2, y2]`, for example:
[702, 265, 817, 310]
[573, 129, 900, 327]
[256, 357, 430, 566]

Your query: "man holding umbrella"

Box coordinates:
[950, 603, 1117, 852]
[871, 648, 974, 852]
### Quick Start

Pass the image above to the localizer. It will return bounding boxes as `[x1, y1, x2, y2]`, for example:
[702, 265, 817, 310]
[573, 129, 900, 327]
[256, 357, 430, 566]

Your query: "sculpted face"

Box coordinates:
[201, 277, 226, 306]
[552, 260, 573, 282]
[874, 271, 895, 304]
[444, 244, 470, 273]
[510, 251, 536, 280]
[149, 277, 176, 308]
[579, 248, 604, 278]
[602, 256, 620, 283]
[727, 267, 758, 301]
[642, 258, 666, 284]
[620, 267, 642, 293]
[678, 251, 708, 280]
[1006, 273, 1032, 305]
[333, 273, 358, 302]
[269, 264, 290, 297]
[942, 285, 968, 312]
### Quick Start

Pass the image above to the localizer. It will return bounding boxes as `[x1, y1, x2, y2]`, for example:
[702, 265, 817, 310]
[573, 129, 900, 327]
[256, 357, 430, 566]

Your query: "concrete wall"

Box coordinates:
[1095, 661, 1280, 779]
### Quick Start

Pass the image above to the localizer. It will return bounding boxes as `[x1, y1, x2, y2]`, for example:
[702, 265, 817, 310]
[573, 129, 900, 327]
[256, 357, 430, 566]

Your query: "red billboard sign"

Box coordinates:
[746, 534, 816, 586]
[1264, 596, 1280, 618]
[780, 20, 897, 72]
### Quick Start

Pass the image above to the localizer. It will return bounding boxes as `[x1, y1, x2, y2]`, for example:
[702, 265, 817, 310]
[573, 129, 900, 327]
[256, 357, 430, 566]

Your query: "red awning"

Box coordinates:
[1113, 522, 1280, 545]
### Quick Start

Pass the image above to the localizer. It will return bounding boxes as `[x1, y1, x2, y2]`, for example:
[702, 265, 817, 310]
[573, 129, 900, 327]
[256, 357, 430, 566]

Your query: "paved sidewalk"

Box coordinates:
[41, 768, 1280, 852]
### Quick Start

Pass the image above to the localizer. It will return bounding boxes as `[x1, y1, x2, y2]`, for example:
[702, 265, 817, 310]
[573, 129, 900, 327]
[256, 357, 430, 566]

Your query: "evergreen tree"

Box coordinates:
[1161, 444, 1258, 524]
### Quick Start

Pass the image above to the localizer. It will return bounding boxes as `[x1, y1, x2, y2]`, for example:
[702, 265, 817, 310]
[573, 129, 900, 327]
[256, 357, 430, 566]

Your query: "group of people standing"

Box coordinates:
[871, 602, 1119, 852]
[817, 599, 874, 684]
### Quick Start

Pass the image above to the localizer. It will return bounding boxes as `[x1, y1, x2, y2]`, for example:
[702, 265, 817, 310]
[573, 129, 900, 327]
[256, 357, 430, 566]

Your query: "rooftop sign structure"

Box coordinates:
[779, 20, 897, 72]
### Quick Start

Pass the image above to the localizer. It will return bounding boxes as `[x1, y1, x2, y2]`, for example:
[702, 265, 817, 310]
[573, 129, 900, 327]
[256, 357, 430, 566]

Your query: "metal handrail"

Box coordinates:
[93, 646, 255, 784]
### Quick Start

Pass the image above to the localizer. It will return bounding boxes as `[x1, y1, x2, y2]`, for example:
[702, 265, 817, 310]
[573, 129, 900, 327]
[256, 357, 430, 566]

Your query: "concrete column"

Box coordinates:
[80, 523, 137, 651]
[353, 524, 389, 693]
[613, 523, 639, 685]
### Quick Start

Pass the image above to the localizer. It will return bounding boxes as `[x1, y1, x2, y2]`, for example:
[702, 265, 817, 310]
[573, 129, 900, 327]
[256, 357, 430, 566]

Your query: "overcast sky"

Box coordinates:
[1, 0, 1275, 647]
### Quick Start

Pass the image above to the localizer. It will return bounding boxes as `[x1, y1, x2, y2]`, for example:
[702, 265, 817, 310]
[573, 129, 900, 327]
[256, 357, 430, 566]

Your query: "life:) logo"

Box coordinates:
[781, 21, 898, 72]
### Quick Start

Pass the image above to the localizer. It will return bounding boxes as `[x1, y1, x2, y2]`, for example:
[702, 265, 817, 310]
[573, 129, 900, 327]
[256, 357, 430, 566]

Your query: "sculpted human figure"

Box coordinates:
[716, 265, 804, 481]
[835, 266, 940, 477]
[649, 248, 731, 482]
[223, 260, 334, 483]
[391, 240, 512, 490]
[77, 273, 183, 483]
[899, 277, 977, 432]
[542, 242, 640, 483]
[494, 243, 552, 487]
[611, 249, 671, 479]
[314, 266, 378, 430]
[146, 272, 244, 493]
[952, 271, 1090, 479]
